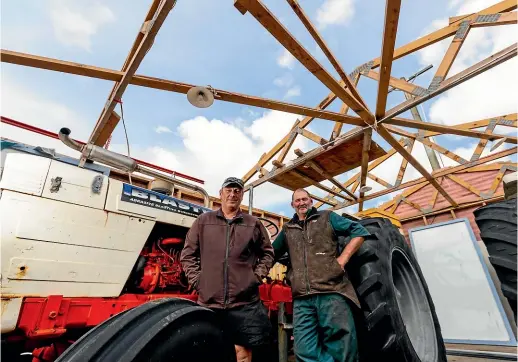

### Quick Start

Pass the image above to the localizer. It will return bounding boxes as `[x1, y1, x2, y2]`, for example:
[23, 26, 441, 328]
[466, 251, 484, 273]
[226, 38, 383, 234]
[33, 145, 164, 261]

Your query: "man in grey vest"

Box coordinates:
[272, 188, 370, 362]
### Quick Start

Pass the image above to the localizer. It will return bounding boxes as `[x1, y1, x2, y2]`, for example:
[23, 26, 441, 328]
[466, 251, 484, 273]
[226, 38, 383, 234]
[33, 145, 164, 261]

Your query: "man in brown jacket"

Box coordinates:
[180, 177, 275, 362]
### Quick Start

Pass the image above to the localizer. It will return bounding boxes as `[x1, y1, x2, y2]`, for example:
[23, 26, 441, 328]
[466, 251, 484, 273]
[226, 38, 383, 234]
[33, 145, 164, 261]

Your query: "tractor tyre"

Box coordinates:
[56, 298, 236, 362]
[474, 199, 517, 321]
[345, 217, 446, 362]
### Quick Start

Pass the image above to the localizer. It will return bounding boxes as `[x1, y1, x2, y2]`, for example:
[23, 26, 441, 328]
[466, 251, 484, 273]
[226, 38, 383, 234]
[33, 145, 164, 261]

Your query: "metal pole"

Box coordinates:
[248, 185, 254, 214]
[278, 302, 288, 362]
[403, 91, 441, 171]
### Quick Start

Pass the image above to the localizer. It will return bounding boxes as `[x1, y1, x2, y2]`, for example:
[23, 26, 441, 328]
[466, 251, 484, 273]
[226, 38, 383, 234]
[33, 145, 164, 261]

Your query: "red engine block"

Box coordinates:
[138, 238, 187, 294]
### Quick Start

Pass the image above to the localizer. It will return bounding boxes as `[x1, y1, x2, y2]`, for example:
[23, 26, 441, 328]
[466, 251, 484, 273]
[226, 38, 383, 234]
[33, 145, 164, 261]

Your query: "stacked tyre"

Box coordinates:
[345, 217, 447, 362]
[474, 198, 517, 322]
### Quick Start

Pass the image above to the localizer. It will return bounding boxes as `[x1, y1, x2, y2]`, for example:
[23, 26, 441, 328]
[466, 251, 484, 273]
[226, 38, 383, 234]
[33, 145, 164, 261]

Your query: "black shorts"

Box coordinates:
[212, 300, 272, 348]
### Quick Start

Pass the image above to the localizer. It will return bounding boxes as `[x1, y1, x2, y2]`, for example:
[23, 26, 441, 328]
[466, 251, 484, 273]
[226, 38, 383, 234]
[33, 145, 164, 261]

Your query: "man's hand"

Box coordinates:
[336, 255, 349, 270]
[336, 236, 365, 270]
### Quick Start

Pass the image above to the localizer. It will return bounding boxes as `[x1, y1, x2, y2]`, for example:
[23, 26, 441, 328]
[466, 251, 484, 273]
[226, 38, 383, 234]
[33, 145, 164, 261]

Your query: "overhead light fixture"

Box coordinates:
[359, 186, 372, 193]
[187, 86, 215, 108]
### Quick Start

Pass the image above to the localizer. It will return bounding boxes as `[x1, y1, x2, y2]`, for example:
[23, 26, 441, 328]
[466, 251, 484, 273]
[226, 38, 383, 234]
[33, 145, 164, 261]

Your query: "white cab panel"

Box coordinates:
[0, 153, 51, 196]
[42, 160, 108, 210]
[0, 191, 154, 297]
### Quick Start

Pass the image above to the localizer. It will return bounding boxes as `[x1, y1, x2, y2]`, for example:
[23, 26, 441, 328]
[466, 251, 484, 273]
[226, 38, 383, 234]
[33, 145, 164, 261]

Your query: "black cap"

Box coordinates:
[222, 177, 244, 189]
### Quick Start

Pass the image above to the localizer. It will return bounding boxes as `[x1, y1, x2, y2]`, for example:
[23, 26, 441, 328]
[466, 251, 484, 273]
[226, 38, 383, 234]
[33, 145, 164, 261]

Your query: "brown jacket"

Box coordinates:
[180, 208, 275, 309]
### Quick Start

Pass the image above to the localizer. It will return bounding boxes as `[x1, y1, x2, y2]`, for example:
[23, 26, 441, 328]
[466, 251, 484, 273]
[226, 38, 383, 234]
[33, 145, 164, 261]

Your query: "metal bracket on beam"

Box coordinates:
[475, 13, 501, 23]
[140, 20, 155, 34]
[454, 20, 471, 39]
[427, 76, 444, 92]
[349, 61, 374, 79]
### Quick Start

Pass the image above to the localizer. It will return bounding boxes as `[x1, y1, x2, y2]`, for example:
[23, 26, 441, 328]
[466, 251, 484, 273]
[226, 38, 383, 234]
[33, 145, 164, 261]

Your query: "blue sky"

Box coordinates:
[1, 0, 516, 216]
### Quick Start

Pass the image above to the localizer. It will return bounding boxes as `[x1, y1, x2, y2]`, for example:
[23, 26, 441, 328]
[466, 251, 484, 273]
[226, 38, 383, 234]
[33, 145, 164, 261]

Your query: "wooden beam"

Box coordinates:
[471, 121, 498, 161]
[333, 147, 517, 208]
[291, 169, 348, 199]
[370, 0, 517, 67]
[0, 50, 365, 131]
[375, 0, 402, 119]
[489, 166, 507, 194]
[367, 173, 392, 188]
[275, 119, 300, 166]
[384, 124, 471, 164]
[381, 44, 517, 122]
[234, 0, 375, 123]
[395, 140, 415, 186]
[95, 111, 121, 147]
[285, 0, 367, 108]
[313, 142, 402, 208]
[242, 92, 338, 182]
[385, 117, 518, 144]
[377, 124, 458, 207]
[297, 128, 327, 145]
[311, 194, 337, 206]
[446, 174, 483, 196]
[363, 70, 427, 96]
[305, 160, 357, 200]
[430, 17, 471, 83]
[423, 114, 517, 137]
[331, 74, 360, 140]
[358, 129, 373, 211]
[88, 0, 176, 146]
[430, 188, 440, 209]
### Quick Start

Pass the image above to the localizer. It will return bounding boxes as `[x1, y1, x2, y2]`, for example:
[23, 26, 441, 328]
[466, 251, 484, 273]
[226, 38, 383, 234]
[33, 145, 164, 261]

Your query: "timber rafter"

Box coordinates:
[1, 0, 517, 220]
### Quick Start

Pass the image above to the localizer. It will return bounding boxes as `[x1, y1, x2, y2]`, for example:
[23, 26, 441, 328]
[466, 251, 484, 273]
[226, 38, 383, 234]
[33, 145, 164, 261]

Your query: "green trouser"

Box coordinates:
[293, 293, 358, 362]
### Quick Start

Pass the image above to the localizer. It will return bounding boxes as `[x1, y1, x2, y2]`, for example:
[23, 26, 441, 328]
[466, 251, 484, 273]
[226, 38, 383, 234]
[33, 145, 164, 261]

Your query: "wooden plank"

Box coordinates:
[313, 143, 402, 208]
[305, 160, 357, 199]
[359, 129, 373, 211]
[489, 167, 506, 193]
[446, 174, 483, 196]
[331, 74, 360, 140]
[334, 147, 517, 208]
[0, 50, 363, 130]
[370, 0, 517, 67]
[311, 193, 337, 206]
[423, 114, 517, 137]
[401, 197, 423, 212]
[291, 169, 348, 199]
[381, 44, 517, 122]
[471, 121, 497, 161]
[88, 0, 176, 146]
[298, 128, 327, 145]
[275, 119, 300, 166]
[385, 117, 517, 144]
[234, 0, 375, 123]
[375, 0, 402, 119]
[363, 70, 427, 95]
[395, 140, 415, 186]
[245, 128, 367, 189]
[285, 0, 367, 108]
[377, 124, 458, 207]
[367, 173, 392, 188]
[431, 19, 471, 82]
[95, 111, 121, 147]
[385, 124, 470, 164]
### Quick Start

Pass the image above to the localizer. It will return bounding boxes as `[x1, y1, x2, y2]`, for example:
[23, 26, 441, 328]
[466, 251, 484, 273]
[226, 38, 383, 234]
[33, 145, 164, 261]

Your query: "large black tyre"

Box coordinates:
[56, 298, 236, 362]
[345, 217, 446, 362]
[474, 199, 517, 321]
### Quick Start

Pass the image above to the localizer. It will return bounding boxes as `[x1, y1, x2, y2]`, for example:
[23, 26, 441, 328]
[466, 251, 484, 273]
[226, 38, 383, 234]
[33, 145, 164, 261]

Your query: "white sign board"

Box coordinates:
[408, 219, 515, 345]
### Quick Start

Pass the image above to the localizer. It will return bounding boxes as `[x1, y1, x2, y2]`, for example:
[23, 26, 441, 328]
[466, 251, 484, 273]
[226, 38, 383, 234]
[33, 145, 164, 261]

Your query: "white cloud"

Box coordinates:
[417, 1, 517, 127]
[273, 74, 294, 88]
[50, 0, 115, 51]
[0, 75, 90, 158]
[133, 111, 310, 210]
[316, 0, 355, 29]
[277, 49, 296, 69]
[154, 126, 173, 134]
[284, 86, 301, 99]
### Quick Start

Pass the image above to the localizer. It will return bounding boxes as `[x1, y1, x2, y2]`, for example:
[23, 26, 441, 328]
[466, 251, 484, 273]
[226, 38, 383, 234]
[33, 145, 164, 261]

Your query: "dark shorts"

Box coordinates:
[211, 300, 272, 348]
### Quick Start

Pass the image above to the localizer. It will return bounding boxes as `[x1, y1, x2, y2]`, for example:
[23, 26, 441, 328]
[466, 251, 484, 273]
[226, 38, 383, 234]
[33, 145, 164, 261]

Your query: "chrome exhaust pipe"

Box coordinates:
[58, 128, 210, 207]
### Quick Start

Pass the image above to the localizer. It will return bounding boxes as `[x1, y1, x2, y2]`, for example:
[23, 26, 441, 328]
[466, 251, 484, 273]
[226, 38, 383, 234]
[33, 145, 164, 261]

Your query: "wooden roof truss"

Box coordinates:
[1, 0, 516, 218]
